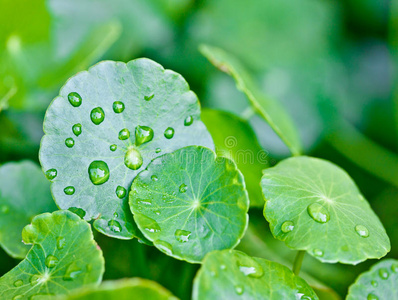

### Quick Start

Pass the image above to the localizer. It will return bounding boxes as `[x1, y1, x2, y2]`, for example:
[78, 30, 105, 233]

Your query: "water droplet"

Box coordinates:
[113, 212, 118, 218]
[164, 127, 175, 139]
[184, 116, 193, 126]
[144, 93, 154, 101]
[45, 169, 57, 180]
[281, 221, 294, 233]
[65, 137, 75, 148]
[113, 101, 125, 113]
[154, 210, 161, 216]
[137, 215, 161, 233]
[57, 237, 66, 250]
[90, 107, 105, 125]
[13, 279, 23, 287]
[235, 285, 244, 295]
[307, 203, 330, 223]
[118, 128, 130, 140]
[367, 294, 379, 300]
[151, 175, 158, 181]
[88, 160, 110, 185]
[301, 297, 312, 300]
[108, 220, 122, 232]
[68, 207, 86, 218]
[30, 274, 40, 286]
[236, 254, 264, 278]
[154, 240, 172, 255]
[379, 268, 389, 279]
[64, 186, 75, 195]
[124, 147, 143, 170]
[63, 262, 82, 281]
[313, 249, 324, 257]
[391, 263, 398, 273]
[371, 280, 378, 287]
[68, 92, 82, 107]
[175, 229, 191, 243]
[45, 255, 59, 268]
[116, 186, 127, 199]
[155, 148, 161, 153]
[135, 125, 154, 146]
[110, 144, 117, 151]
[72, 123, 82, 136]
[355, 225, 369, 238]
[13, 296, 23, 300]
[179, 183, 188, 193]
[138, 199, 152, 206]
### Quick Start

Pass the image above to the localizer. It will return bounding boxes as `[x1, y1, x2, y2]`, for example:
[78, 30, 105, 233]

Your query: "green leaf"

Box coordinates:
[199, 44, 302, 156]
[61, 278, 178, 299]
[39, 58, 214, 240]
[201, 108, 269, 207]
[129, 146, 249, 263]
[261, 156, 390, 264]
[0, 210, 104, 299]
[0, 160, 57, 258]
[346, 259, 398, 300]
[192, 249, 318, 300]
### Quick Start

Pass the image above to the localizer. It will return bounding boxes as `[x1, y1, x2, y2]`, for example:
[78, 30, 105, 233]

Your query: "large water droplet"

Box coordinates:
[57, 237, 66, 250]
[235, 285, 244, 295]
[65, 138, 75, 148]
[124, 147, 143, 170]
[63, 262, 82, 281]
[379, 268, 389, 279]
[313, 249, 324, 257]
[119, 128, 130, 140]
[164, 127, 175, 139]
[137, 215, 161, 233]
[175, 229, 191, 243]
[30, 274, 40, 286]
[90, 107, 105, 125]
[179, 183, 188, 193]
[108, 220, 122, 232]
[355, 225, 369, 238]
[307, 203, 330, 223]
[154, 240, 172, 255]
[135, 125, 154, 146]
[45, 255, 59, 268]
[45, 169, 57, 180]
[110, 144, 117, 151]
[144, 93, 154, 101]
[184, 116, 193, 126]
[64, 186, 75, 195]
[88, 160, 110, 185]
[68, 92, 82, 107]
[367, 294, 379, 300]
[13, 279, 23, 287]
[236, 255, 264, 278]
[72, 123, 82, 136]
[68, 207, 86, 218]
[116, 186, 127, 199]
[113, 101, 125, 113]
[281, 221, 294, 233]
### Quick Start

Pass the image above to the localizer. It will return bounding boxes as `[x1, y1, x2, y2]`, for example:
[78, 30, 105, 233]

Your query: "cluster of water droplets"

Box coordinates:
[365, 263, 398, 300]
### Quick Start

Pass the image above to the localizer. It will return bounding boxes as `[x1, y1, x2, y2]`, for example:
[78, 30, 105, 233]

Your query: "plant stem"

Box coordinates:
[292, 250, 305, 276]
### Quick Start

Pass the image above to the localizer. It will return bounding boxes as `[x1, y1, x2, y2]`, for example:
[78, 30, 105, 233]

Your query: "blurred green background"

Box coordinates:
[0, 0, 396, 299]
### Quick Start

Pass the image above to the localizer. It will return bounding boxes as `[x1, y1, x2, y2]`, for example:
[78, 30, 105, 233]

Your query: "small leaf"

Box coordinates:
[192, 249, 318, 300]
[129, 146, 249, 263]
[199, 44, 302, 156]
[346, 259, 398, 300]
[201, 108, 269, 207]
[261, 156, 390, 264]
[0, 160, 57, 258]
[61, 278, 178, 299]
[39, 58, 214, 240]
[0, 210, 104, 298]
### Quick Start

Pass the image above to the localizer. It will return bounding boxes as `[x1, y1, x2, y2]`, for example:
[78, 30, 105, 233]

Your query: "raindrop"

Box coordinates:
[64, 186, 75, 195]
[281, 221, 294, 233]
[68, 92, 82, 107]
[355, 225, 369, 238]
[391, 263, 398, 273]
[135, 125, 154, 146]
[184, 116, 193, 126]
[236, 256, 264, 278]
[378, 268, 389, 279]
[155, 148, 161, 153]
[72, 123, 82, 136]
[88, 160, 110, 185]
[175, 229, 191, 243]
[164, 127, 175, 139]
[63, 262, 82, 281]
[108, 220, 122, 233]
[144, 93, 154, 101]
[116, 186, 127, 199]
[313, 249, 324, 257]
[68, 207, 86, 218]
[307, 203, 330, 223]
[119, 128, 130, 140]
[13, 280, 23, 287]
[45, 255, 59, 268]
[138, 199, 152, 206]
[138, 215, 161, 233]
[371, 280, 378, 287]
[45, 169, 57, 180]
[151, 175, 158, 181]
[179, 183, 188, 193]
[235, 285, 244, 295]
[57, 237, 66, 250]
[110, 144, 117, 151]
[154, 240, 172, 255]
[30, 274, 40, 286]
[367, 294, 379, 300]
[65, 138, 75, 148]
[113, 101, 125, 113]
[124, 147, 143, 170]
[90, 107, 105, 125]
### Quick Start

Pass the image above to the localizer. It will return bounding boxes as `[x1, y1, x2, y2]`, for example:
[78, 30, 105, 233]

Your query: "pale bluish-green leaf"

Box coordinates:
[0, 210, 104, 299]
[61, 278, 178, 300]
[39, 59, 214, 240]
[192, 249, 318, 300]
[130, 146, 249, 263]
[346, 259, 398, 300]
[261, 156, 390, 264]
[0, 160, 57, 258]
[201, 109, 269, 207]
[200, 45, 302, 156]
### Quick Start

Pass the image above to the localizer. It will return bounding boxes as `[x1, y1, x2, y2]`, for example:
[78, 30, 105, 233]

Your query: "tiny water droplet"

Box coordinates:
[281, 221, 294, 233]
[391, 263, 398, 273]
[144, 93, 154, 101]
[367, 294, 379, 300]
[64, 186, 75, 195]
[135, 125, 154, 146]
[235, 285, 244, 295]
[175, 229, 191, 243]
[138, 215, 161, 233]
[154, 210, 161, 215]
[138, 199, 152, 206]
[110, 144, 117, 151]
[68, 92, 82, 107]
[379, 268, 389, 279]
[65, 138, 75, 148]
[355, 225, 369, 238]
[307, 203, 330, 223]
[45, 255, 59, 268]
[30, 274, 40, 286]
[155, 148, 161, 153]
[108, 220, 122, 233]
[90, 107, 105, 125]
[164, 127, 175, 139]
[113, 212, 118, 218]
[371, 280, 378, 287]
[151, 175, 158, 181]
[45, 169, 57, 180]
[155, 240, 172, 255]
[63, 262, 82, 281]
[88, 160, 110, 185]
[72, 123, 82, 136]
[313, 249, 324, 257]
[119, 128, 130, 140]
[13, 279, 23, 287]
[179, 183, 188, 193]
[116, 186, 127, 199]
[57, 237, 66, 250]
[184, 116, 193, 126]
[124, 147, 143, 170]
[113, 101, 125, 113]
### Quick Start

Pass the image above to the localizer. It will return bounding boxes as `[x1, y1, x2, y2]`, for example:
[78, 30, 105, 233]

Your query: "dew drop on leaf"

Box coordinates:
[175, 229, 191, 243]
[68, 207, 86, 218]
[108, 220, 122, 233]
[281, 220, 294, 233]
[67, 92, 82, 107]
[45, 255, 59, 268]
[116, 186, 127, 199]
[110, 144, 117, 151]
[88, 160, 110, 185]
[236, 256, 264, 278]
[154, 240, 172, 255]
[64, 186, 75, 195]
[137, 215, 161, 233]
[65, 138, 75, 148]
[184, 115, 193, 126]
[355, 225, 369, 238]
[30, 274, 40, 286]
[135, 125, 154, 146]
[164, 127, 175, 139]
[155, 148, 161, 153]
[367, 294, 379, 300]
[13, 280, 23, 287]
[63, 262, 82, 281]
[179, 183, 188, 193]
[235, 285, 244, 295]
[112, 101, 125, 113]
[313, 249, 324, 257]
[45, 169, 57, 180]
[391, 264, 398, 273]
[72, 123, 82, 136]
[124, 147, 143, 170]
[90, 107, 105, 125]
[118, 128, 130, 140]
[378, 268, 389, 279]
[371, 280, 378, 287]
[151, 175, 158, 181]
[56, 237, 66, 250]
[307, 203, 330, 223]
[144, 93, 154, 101]
[138, 199, 152, 206]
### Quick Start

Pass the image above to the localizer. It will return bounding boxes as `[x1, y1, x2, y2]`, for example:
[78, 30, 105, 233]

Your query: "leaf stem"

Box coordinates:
[292, 250, 305, 276]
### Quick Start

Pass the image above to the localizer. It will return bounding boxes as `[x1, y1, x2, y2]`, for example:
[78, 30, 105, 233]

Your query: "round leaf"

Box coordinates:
[0, 160, 57, 259]
[62, 278, 178, 300]
[129, 146, 249, 263]
[261, 156, 390, 264]
[39, 58, 214, 240]
[0, 210, 104, 299]
[192, 249, 319, 300]
[346, 259, 398, 300]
